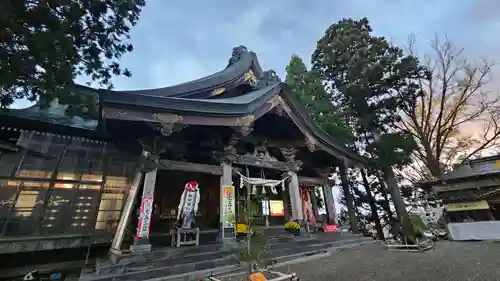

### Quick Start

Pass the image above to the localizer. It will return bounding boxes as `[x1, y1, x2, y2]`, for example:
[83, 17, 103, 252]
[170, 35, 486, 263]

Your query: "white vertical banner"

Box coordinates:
[262, 200, 270, 216]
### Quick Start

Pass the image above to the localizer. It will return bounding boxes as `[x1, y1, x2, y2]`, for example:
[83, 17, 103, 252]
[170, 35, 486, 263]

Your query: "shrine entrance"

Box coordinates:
[233, 166, 291, 227]
[149, 170, 220, 245]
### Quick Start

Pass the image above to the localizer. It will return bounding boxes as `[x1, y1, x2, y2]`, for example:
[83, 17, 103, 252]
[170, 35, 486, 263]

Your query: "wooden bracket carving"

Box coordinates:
[280, 147, 297, 163]
[304, 137, 316, 152]
[247, 144, 278, 163]
[152, 114, 187, 136]
[244, 70, 257, 86]
[222, 133, 240, 163]
[233, 125, 253, 137]
[235, 115, 255, 126]
[157, 123, 188, 136]
[279, 148, 302, 172]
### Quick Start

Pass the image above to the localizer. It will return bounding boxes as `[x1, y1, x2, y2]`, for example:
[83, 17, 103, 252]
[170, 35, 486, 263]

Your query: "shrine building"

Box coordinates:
[0, 46, 365, 264]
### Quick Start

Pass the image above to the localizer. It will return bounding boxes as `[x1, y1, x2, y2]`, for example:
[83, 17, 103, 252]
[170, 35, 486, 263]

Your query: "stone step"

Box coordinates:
[268, 238, 322, 250]
[95, 237, 319, 276]
[81, 254, 238, 281]
[81, 237, 372, 281]
[146, 238, 376, 281]
[96, 243, 227, 270]
[268, 236, 375, 258]
[98, 250, 237, 276]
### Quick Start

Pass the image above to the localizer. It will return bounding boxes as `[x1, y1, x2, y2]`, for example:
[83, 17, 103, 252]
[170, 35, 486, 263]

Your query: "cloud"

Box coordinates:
[103, 0, 499, 91]
[15, 0, 500, 107]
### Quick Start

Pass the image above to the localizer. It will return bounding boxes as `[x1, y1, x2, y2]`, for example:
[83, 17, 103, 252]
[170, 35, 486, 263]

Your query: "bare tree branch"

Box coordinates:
[402, 34, 500, 179]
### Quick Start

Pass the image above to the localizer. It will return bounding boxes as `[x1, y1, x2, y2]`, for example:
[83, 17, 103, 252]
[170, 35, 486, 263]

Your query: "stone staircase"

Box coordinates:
[78, 230, 373, 281]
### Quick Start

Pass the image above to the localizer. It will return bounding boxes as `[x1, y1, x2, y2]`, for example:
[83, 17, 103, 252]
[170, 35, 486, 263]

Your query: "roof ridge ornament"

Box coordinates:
[227, 45, 249, 67]
[254, 70, 281, 90]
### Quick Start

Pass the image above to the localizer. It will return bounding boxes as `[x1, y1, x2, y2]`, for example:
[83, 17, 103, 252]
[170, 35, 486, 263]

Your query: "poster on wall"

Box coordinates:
[222, 185, 235, 229]
[269, 200, 284, 217]
[136, 195, 154, 239]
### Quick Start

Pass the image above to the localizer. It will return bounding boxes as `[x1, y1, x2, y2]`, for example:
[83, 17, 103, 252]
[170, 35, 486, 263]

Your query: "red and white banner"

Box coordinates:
[136, 196, 154, 238]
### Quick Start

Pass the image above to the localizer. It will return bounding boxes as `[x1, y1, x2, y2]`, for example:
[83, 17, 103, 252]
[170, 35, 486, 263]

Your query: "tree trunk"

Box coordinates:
[422, 141, 442, 178]
[339, 164, 359, 234]
[376, 173, 397, 237]
[360, 168, 384, 240]
[383, 167, 416, 244]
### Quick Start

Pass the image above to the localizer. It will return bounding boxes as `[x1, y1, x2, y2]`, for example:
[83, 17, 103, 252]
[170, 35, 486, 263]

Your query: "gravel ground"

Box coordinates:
[223, 241, 500, 281]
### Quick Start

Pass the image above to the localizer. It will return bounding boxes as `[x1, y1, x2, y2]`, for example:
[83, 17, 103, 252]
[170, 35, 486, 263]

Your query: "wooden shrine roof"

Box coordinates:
[0, 46, 368, 165]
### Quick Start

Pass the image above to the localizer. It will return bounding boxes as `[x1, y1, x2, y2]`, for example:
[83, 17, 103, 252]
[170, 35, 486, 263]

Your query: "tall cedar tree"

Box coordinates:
[285, 55, 355, 145]
[0, 0, 145, 118]
[286, 55, 387, 238]
[312, 18, 427, 243]
[285, 55, 359, 232]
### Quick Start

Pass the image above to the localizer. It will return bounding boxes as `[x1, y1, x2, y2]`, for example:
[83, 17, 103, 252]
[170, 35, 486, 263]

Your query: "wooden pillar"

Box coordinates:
[130, 158, 159, 252]
[219, 126, 250, 241]
[109, 151, 148, 259]
[288, 171, 303, 222]
[310, 187, 320, 219]
[280, 148, 303, 223]
[322, 184, 337, 225]
[281, 187, 291, 221]
[220, 161, 234, 240]
[316, 167, 337, 225]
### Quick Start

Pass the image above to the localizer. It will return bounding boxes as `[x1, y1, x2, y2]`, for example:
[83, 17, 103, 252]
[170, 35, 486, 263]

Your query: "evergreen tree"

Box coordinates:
[285, 55, 355, 145]
[0, 0, 145, 117]
[285, 55, 358, 231]
[312, 18, 427, 243]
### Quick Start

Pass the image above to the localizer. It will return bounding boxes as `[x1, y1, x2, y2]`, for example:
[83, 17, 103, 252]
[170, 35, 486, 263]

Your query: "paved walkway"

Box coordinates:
[270, 241, 500, 281]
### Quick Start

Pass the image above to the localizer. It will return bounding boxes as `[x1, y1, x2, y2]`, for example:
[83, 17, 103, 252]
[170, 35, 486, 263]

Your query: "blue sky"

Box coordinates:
[12, 0, 499, 109]
[95, 0, 499, 90]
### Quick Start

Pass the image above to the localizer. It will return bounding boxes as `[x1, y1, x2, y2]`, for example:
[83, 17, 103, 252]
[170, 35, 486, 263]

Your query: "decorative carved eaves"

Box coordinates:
[211, 87, 226, 96]
[152, 114, 188, 136]
[154, 123, 188, 136]
[221, 125, 254, 163]
[280, 147, 297, 163]
[279, 147, 302, 172]
[227, 45, 248, 67]
[235, 115, 255, 127]
[246, 144, 278, 163]
[222, 132, 240, 163]
[244, 70, 257, 86]
[253, 70, 281, 90]
[304, 137, 316, 152]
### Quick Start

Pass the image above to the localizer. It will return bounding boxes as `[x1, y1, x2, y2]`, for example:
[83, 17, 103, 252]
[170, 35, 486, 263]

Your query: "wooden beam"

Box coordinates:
[434, 178, 500, 192]
[232, 154, 289, 171]
[157, 159, 223, 175]
[298, 176, 324, 186]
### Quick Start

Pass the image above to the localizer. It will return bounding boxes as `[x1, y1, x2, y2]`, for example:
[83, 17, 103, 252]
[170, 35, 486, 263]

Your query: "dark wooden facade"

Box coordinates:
[422, 156, 500, 222]
[0, 46, 366, 258]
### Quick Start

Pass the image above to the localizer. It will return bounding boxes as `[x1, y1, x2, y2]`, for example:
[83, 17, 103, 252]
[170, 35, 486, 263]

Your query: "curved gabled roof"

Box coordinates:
[0, 84, 99, 131]
[99, 45, 368, 165]
[112, 46, 263, 99]
[0, 45, 368, 165]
